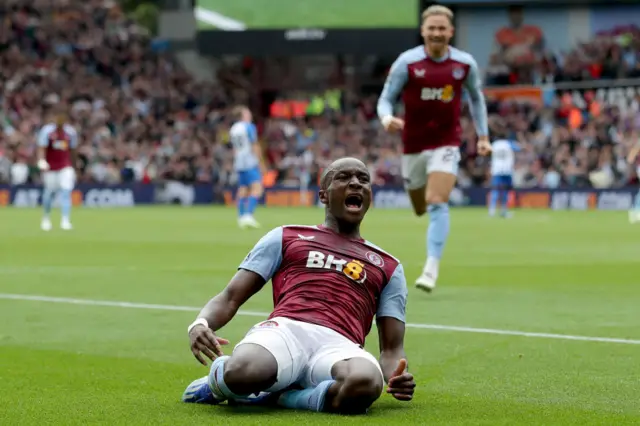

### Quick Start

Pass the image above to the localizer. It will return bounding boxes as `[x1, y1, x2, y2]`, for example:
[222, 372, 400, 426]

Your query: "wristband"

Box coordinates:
[187, 318, 209, 334]
[381, 115, 393, 128]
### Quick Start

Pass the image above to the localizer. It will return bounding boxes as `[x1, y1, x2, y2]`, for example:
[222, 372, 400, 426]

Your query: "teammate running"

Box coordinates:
[377, 5, 491, 292]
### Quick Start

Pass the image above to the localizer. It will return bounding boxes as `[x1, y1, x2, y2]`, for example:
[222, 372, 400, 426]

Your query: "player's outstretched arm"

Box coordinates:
[188, 270, 265, 365]
[376, 263, 413, 401]
[377, 317, 415, 401]
[188, 227, 284, 365]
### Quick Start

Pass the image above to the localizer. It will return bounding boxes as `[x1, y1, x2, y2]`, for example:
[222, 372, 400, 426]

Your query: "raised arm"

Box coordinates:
[188, 227, 283, 365]
[376, 263, 414, 401]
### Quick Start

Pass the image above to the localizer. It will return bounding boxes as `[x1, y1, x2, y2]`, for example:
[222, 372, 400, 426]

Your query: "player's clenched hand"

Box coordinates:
[477, 136, 492, 156]
[386, 358, 415, 401]
[189, 324, 229, 366]
[381, 116, 405, 133]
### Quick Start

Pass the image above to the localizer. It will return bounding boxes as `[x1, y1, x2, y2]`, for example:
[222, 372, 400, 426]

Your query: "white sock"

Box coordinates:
[424, 257, 440, 276]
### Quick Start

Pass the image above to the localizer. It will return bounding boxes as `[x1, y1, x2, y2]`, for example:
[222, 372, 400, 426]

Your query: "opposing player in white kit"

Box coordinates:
[36, 113, 78, 231]
[377, 5, 491, 292]
[489, 138, 519, 218]
[229, 106, 264, 229]
[298, 145, 314, 205]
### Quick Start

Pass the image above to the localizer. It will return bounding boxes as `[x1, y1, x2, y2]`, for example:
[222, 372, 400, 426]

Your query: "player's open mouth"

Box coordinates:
[345, 194, 363, 212]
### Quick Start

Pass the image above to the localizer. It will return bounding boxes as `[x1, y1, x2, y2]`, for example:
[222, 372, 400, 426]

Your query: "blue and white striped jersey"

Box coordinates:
[229, 121, 259, 171]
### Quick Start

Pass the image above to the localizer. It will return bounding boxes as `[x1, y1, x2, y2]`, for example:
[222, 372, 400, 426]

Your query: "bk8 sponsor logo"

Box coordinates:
[420, 85, 454, 103]
[306, 251, 367, 283]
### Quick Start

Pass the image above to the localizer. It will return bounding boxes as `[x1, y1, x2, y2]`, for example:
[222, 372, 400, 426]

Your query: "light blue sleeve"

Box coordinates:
[238, 227, 283, 282]
[36, 127, 49, 147]
[510, 140, 521, 152]
[377, 55, 409, 119]
[376, 263, 408, 322]
[462, 57, 489, 137]
[69, 128, 78, 149]
[246, 123, 257, 144]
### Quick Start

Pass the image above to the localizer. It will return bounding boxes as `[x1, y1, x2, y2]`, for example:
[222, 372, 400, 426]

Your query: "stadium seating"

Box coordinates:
[0, 1, 638, 189]
[0, 0, 237, 188]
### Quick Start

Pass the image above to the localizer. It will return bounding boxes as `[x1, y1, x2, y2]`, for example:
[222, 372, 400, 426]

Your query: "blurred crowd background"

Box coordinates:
[0, 0, 639, 190]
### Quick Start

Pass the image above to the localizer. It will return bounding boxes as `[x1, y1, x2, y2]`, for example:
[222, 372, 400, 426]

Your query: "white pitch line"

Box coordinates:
[194, 7, 246, 31]
[0, 293, 267, 316]
[1, 293, 639, 345]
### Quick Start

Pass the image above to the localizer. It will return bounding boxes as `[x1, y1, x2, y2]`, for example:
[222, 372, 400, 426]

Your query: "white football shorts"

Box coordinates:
[401, 146, 461, 190]
[43, 166, 76, 191]
[234, 317, 383, 392]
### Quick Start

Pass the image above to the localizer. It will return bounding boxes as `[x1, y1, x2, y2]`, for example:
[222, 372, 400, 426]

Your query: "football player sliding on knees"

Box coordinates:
[377, 5, 491, 293]
[183, 157, 414, 414]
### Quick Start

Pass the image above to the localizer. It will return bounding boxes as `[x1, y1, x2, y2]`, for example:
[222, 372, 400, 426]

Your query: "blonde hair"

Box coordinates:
[422, 5, 454, 24]
[231, 105, 248, 120]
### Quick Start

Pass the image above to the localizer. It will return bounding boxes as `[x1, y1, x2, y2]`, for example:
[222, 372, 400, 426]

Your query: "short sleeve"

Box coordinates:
[238, 227, 283, 282]
[376, 263, 408, 322]
[246, 123, 257, 144]
[68, 127, 79, 148]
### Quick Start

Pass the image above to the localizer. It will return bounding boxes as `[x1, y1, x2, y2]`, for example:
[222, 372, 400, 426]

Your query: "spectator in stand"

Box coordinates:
[492, 5, 545, 85]
[0, 0, 237, 189]
[491, 22, 640, 85]
[1, 0, 639, 192]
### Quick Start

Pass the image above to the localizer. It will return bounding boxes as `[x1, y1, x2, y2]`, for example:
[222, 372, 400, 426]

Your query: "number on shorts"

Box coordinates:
[442, 148, 454, 162]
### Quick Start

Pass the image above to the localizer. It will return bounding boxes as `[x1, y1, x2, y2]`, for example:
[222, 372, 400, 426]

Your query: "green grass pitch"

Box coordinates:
[195, 0, 418, 30]
[0, 206, 639, 425]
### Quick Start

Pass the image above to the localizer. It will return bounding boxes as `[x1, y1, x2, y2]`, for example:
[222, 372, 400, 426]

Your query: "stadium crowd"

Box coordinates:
[0, 0, 638, 190]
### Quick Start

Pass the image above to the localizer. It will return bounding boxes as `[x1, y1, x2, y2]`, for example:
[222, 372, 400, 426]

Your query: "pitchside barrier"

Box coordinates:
[1, 183, 637, 211]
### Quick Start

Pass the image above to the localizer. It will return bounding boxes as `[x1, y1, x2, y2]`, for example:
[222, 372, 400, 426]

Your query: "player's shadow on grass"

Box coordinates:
[217, 404, 285, 415]
[182, 398, 409, 418]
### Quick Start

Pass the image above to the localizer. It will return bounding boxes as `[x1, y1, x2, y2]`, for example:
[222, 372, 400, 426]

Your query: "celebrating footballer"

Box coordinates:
[377, 5, 491, 292]
[182, 157, 414, 415]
